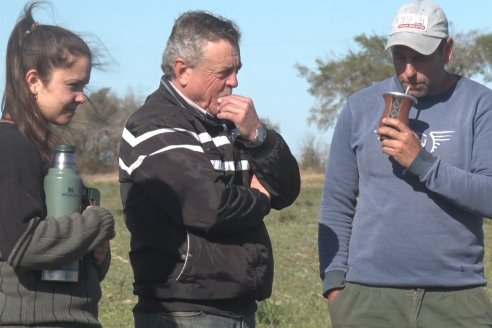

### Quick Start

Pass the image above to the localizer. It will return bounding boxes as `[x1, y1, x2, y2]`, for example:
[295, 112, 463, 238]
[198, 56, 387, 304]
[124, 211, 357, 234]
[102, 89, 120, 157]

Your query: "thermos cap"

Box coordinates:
[52, 144, 78, 170]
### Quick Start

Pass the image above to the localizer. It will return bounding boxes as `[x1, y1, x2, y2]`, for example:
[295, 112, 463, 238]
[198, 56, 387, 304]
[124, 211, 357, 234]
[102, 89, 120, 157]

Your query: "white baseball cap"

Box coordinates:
[385, 0, 448, 55]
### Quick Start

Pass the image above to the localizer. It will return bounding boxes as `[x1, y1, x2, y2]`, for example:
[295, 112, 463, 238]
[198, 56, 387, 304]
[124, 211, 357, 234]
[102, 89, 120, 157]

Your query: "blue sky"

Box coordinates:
[2, 1, 491, 157]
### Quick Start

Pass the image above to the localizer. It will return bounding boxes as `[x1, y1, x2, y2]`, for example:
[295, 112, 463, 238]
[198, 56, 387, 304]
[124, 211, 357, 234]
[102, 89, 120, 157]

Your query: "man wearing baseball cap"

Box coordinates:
[318, 0, 492, 327]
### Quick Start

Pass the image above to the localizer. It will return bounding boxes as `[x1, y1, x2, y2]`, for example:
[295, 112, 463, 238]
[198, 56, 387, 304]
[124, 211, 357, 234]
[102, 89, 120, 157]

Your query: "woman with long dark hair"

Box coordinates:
[0, 2, 115, 327]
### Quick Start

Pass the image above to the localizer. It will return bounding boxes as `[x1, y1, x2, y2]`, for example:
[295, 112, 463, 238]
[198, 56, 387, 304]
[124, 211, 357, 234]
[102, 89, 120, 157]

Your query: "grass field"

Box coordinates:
[85, 173, 492, 328]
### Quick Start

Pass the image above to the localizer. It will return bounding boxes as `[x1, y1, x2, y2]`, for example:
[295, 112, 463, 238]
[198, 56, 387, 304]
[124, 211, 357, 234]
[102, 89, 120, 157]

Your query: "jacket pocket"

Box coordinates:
[175, 226, 273, 299]
[176, 231, 193, 281]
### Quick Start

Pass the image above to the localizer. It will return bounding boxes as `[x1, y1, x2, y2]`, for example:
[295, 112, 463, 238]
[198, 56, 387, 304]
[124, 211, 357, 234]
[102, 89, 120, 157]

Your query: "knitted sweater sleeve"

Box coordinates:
[8, 207, 114, 270]
[0, 127, 114, 270]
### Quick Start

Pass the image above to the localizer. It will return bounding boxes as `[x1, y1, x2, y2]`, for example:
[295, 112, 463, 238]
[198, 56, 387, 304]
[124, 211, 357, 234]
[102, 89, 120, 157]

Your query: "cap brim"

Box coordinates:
[385, 32, 442, 55]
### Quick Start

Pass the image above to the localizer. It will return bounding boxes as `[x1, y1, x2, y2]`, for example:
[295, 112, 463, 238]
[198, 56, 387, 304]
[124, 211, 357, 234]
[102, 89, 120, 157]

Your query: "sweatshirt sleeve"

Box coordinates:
[407, 94, 492, 219]
[318, 101, 359, 295]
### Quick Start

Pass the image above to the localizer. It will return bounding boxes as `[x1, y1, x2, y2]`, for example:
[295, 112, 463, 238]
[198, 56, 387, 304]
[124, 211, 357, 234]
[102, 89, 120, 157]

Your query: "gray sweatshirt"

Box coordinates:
[319, 76, 492, 294]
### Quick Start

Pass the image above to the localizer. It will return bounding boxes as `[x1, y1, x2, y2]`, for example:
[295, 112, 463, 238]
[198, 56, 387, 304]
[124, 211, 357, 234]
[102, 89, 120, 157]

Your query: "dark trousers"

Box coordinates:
[134, 311, 255, 328]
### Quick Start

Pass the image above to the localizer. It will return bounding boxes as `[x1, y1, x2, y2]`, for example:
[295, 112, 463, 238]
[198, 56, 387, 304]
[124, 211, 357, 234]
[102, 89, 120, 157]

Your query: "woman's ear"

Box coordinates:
[25, 69, 41, 96]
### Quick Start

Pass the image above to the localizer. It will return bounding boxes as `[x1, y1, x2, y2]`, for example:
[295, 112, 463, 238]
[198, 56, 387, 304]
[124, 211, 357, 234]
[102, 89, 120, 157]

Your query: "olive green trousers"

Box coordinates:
[328, 282, 492, 328]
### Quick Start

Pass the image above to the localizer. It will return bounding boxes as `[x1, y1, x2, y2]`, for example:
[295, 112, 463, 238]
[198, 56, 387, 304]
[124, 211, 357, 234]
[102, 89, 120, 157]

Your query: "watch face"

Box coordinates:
[257, 124, 267, 143]
[244, 123, 268, 147]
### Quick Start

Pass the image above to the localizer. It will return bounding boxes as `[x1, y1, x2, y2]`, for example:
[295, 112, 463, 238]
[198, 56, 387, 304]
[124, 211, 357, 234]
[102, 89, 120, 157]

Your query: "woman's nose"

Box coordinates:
[76, 92, 86, 103]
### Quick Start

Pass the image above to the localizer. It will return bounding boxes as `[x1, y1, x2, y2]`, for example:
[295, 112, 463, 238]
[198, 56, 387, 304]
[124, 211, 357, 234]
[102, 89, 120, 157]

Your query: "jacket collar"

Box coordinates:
[159, 77, 226, 128]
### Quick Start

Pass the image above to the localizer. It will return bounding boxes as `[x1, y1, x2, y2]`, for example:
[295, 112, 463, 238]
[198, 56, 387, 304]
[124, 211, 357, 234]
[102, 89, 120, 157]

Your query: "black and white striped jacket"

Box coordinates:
[118, 78, 300, 311]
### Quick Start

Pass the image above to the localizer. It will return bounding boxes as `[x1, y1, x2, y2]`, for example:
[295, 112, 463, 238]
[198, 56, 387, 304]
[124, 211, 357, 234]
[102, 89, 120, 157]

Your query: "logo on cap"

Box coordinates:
[397, 13, 429, 32]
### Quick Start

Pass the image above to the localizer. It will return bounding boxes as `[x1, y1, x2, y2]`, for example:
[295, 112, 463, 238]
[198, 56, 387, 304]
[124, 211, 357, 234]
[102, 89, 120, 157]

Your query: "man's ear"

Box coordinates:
[25, 69, 41, 95]
[174, 59, 190, 87]
[443, 37, 454, 64]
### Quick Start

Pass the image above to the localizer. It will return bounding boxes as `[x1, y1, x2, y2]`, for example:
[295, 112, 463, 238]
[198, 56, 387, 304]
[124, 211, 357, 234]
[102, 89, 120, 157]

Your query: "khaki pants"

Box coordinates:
[329, 282, 492, 328]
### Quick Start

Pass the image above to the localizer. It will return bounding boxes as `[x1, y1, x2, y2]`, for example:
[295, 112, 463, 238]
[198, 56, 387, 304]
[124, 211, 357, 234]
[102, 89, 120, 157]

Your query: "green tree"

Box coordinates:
[453, 31, 492, 81]
[296, 34, 393, 131]
[297, 30, 492, 131]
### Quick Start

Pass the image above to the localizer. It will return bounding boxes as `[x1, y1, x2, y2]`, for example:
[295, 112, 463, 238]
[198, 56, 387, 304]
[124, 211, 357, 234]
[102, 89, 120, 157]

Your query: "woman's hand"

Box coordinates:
[91, 230, 115, 266]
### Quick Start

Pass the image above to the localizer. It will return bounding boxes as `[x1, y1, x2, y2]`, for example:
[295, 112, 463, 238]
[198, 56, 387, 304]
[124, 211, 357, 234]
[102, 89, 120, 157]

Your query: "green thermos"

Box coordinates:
[42, 144, 83, 282]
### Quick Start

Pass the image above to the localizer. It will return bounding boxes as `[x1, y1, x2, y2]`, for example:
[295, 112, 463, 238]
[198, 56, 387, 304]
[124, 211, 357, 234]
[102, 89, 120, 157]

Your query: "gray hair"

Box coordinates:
[161, 11, 241, 79]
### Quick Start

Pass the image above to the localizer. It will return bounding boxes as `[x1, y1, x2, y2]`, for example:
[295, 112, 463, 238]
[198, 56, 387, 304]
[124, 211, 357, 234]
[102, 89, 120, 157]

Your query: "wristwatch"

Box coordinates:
[243, 123, 268, 147]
